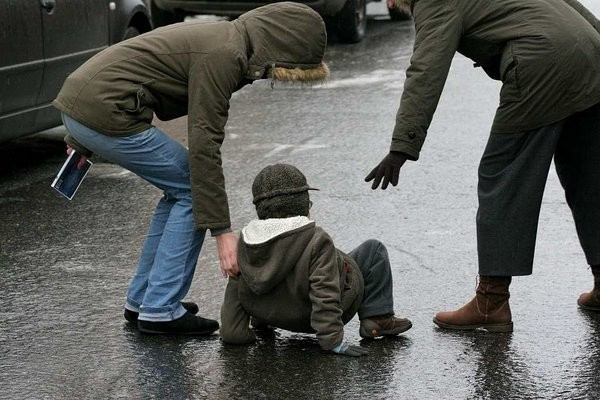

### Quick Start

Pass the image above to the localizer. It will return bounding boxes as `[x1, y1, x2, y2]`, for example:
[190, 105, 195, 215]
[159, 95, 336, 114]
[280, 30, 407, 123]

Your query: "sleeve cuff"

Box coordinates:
[210, 226, 232, 237]
[64, 134, 93, 158]
[390, 140, 420, 161]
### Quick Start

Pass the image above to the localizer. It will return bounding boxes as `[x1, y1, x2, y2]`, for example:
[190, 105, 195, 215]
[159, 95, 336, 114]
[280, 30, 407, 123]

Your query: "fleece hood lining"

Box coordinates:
[242, 216, 313, 245]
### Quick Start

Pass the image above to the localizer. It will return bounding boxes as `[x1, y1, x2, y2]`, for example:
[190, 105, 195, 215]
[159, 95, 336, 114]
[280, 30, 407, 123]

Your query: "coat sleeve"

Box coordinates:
[563, 0, 600, 34]
[187, 49, 244, 231]
[308, 233, 345, 351]
[390, 1, 463, 160]
[220, 276, 256, 344]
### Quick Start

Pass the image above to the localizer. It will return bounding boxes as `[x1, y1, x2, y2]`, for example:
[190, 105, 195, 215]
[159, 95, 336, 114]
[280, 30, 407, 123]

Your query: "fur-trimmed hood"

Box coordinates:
[391, 0, 415, 13]
[234, 2, 329, 83]
[392, 0, 415, 7]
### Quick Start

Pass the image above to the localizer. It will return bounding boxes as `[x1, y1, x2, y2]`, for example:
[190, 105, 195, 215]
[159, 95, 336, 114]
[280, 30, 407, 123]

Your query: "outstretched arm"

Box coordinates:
[390, 1, 462, 160]
[366, 2, 462, 189]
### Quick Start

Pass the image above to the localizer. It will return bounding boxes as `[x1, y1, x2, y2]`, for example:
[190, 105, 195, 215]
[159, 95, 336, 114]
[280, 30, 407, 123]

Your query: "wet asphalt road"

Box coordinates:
[2, 2, 600, 399]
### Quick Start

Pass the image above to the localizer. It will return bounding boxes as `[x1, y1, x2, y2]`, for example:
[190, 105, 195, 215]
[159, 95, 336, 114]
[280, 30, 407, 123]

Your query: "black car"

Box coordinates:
[149, 0, 410, 44]
[0, 0, 152, 142]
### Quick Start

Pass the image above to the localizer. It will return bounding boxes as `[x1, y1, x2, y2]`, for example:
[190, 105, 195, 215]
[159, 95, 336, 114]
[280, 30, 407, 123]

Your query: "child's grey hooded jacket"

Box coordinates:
[220, 216, 364, 351]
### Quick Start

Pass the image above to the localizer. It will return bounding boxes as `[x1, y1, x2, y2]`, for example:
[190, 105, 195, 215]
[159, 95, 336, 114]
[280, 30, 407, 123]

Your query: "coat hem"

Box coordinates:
[53, 99, 152, 137]
[491, 96, 600, 134]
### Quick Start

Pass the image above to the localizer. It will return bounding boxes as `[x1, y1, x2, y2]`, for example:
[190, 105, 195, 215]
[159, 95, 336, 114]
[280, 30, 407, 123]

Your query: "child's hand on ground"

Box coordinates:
[331, 342, 369, 357]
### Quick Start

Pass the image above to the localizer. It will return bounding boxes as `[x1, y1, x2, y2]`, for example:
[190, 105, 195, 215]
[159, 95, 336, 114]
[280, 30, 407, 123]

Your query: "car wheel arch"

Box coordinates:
[335, 0, 367, 43]
[109, 0, 152, 44]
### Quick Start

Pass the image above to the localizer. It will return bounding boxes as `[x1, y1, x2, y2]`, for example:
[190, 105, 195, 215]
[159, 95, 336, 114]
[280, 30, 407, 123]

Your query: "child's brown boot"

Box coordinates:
[359, 314, 412, 338]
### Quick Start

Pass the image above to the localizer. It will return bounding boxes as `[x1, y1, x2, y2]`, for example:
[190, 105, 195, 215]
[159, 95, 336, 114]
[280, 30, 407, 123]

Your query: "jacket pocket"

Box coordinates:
[123, 85, 156, 113]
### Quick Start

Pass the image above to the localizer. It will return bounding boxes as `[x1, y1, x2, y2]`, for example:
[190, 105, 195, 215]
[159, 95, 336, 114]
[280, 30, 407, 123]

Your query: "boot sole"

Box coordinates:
[578, 304, 600, 312]
[124, 302, 200, 324]
[432, 317, 513, 333]
[138, 327, 218, 335]
[359, 321, 413, 339]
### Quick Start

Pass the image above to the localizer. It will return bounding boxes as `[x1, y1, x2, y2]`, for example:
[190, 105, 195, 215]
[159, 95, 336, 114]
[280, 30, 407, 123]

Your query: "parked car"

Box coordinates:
[0, 0, 152, 143]
[149, 0, 411, 44]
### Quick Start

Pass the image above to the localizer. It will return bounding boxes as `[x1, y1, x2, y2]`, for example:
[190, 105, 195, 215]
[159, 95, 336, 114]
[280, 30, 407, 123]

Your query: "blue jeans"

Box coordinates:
[62, 114, 205, 321]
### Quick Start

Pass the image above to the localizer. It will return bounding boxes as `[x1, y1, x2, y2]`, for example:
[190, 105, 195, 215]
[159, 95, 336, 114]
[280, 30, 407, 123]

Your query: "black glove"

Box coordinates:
[365, 151, 408, 190]
[331, 342, 369, 357]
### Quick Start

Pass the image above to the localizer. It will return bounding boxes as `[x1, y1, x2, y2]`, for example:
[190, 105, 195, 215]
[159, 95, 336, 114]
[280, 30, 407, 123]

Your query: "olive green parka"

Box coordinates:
[53, 2, 328, 231]
[392, 0, 600, 160]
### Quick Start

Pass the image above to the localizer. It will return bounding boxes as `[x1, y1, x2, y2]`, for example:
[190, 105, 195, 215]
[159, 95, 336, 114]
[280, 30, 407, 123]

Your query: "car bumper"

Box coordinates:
[153, 0, 347, 17]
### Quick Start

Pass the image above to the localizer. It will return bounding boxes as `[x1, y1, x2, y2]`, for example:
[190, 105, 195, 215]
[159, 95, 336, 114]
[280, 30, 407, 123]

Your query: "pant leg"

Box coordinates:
[555, 103, 600, 266]
[141, 193, 205, 321]
[62, 114, 205, 321]
[125, 194, 174, 311]
[347, 239, 395, 319]
[477, 123, 563, 276]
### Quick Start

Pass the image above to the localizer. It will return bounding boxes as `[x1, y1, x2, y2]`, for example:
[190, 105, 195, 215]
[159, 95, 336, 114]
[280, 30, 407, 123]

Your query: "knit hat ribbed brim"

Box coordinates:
[252, 164, 318, 204]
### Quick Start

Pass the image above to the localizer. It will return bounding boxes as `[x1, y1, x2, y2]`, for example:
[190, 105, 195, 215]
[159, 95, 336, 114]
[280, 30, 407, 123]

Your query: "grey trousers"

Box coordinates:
[478, 103, 600, 276]
[348, 239, 395, 319]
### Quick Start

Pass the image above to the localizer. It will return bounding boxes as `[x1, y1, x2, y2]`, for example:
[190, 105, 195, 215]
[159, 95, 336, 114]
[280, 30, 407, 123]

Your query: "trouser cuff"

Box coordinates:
[138, 303, 187, 322]
[359, 306, 395, 320]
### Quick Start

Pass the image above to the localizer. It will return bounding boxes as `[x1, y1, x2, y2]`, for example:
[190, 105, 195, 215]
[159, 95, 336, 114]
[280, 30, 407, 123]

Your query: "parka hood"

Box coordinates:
[238, 216, 315, 295]
[233, 2, 329, 83]
[392, 0, 415, 6]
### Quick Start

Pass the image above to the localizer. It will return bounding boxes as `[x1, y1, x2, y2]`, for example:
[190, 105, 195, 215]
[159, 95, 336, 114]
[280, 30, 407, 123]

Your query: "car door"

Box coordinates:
[0, 0, 44, 141]
[36, 0, 109, 128]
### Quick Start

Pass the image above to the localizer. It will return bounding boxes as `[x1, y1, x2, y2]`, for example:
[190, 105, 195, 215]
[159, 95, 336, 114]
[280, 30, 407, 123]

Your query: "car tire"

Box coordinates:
[335, 0, 367, 43]
[388, 6, 411, 21]
[150, 1, 184, 27]
[122, 26, 141, 41]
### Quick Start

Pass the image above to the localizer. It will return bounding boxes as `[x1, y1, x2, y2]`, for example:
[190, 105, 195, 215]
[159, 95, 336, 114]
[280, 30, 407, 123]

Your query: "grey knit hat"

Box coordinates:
[252, 164, 318, 219]
[252, 164, 318, 204]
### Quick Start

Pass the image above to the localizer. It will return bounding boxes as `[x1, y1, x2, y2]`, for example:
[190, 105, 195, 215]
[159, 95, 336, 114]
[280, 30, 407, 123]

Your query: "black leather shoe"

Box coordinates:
[138, 312, 219, 335]
[124, 302, 200, 324]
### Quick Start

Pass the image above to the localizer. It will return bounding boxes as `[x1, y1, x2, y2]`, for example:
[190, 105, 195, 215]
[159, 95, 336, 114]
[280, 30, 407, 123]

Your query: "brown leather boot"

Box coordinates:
[577, 267, 600, 311]
[433, 276, 513, 332]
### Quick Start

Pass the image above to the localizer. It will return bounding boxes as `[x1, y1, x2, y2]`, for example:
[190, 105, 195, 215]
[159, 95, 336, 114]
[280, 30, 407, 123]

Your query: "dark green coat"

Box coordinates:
[392, 0, 600, 160]
[220, 218, 364, 350]
[53, 2, 326, 231]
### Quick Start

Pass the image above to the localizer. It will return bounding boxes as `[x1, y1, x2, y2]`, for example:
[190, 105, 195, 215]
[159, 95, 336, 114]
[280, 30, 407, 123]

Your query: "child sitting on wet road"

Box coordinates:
[219, 163, 412, 356]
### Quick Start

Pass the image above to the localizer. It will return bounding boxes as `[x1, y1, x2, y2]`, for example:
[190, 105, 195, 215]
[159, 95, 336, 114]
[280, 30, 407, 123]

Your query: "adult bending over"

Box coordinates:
[366, 0, 600, 331]
[53, 2, 329, 335]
